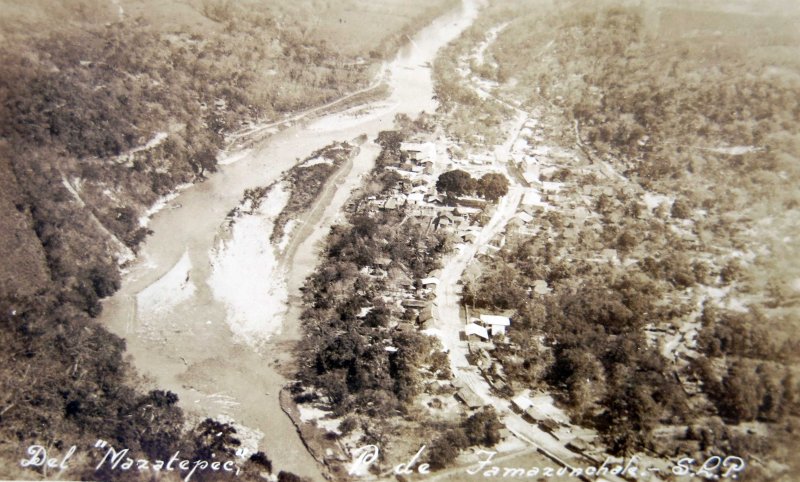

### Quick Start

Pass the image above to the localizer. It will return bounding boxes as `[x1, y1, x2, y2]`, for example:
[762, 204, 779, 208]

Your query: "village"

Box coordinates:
[282, 95, 687, 478]
[287, 5, 795, 479]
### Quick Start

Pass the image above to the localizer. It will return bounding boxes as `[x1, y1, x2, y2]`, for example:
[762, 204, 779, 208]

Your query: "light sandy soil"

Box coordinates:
[208, 183, 290, 347]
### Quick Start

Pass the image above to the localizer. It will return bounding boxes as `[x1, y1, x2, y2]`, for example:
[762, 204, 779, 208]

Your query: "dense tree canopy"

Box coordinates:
[436, 169, 509, 202]
[436, 169, 477, 197]
[477, 172, 510, 201]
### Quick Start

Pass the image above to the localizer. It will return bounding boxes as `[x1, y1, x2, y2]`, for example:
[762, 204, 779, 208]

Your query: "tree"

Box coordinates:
[277, 471, 309, 482]
[555, 348, 605, 416]
[339, 416, 359, 436]
[376, 130, 404, 152]
[462, 408, 503, 446]
[436, 170, 476, 197]
[191, 418, 241, 460]
[477, 173, 509, 202]
[718, 362, 761, 423]
[720, 258, 742, 284]
[616, 229, 638, 253]
[427, 429, 469, 470]
[248, 452, 272, 473]
[671, 197, 691, 219]
[192, 146, 218, 175]
[127, 390, 183, 459]
[601, 387, 659, 455]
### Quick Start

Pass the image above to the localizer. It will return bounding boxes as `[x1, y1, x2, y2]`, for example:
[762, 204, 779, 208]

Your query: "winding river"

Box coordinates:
[99, 1, 479, 479]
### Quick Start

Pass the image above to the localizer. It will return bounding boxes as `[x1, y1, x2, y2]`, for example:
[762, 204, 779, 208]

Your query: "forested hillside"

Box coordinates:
[485, 0, 800, 336]
[0, 0, 456, 478]
[432, 0, 800, 479]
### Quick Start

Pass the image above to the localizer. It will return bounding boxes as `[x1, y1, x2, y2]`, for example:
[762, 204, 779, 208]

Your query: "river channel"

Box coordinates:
[99, 1, 480, 478]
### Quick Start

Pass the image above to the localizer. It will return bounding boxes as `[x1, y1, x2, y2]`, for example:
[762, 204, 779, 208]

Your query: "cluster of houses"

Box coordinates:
[359, 141, 439, 213]
[352, 264, 442, 355]
[354, 139, 512, 248]
[399, 141, 437, 171]
[493, 120, 669, 267]
[464, 313, 512, 340]
[348, 137, 536, 358]
[511, 393, 565, 436]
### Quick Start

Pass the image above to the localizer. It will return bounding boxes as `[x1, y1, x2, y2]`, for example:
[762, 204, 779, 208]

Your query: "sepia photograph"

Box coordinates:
[0, 0, 798, 480]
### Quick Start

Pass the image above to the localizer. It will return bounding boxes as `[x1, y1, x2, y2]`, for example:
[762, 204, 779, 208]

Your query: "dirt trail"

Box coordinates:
[430, 181, 594, 464]
[423, 21, 660, 481]
[279, 142, 380, 279]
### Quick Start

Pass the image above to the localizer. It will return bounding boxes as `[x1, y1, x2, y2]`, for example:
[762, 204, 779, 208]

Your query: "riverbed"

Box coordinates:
[98, 1, 481, 479]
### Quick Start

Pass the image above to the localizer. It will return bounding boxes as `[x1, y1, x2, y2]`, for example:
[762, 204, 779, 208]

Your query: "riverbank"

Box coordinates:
[279, 387, 345, 481]
[95, 2, 482, 481]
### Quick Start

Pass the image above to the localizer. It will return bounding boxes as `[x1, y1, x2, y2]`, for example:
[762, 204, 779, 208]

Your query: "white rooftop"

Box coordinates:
[522, 189, 545, 206]
[512, 394, 534, 411]
[465, 323, 489, 339]
[400, 142, 437, 161]
[542, 181, 563, 192]
[515, 212, 534, 223]
[480, 314, 511, 326]
[523, 171, 540, 184]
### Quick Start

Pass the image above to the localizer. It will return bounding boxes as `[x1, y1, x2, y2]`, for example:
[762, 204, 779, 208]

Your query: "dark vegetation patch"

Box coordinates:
[271, 141, 360, 244]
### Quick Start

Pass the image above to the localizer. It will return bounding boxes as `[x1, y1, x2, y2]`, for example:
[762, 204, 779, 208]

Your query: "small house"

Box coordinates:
[521, 189, 543, 206]
[566, 438, 592, 455]
[407, 192, 425, 205]
[401, 299, 427, 309]
[542, 181, 562, 194]
[515, 212, 533, 224]
[538, 418, 560, 434]
[523, 171, 540, 185]
[356, 307, 373, 319]
[434, 213, 456, 230]
[488, 234, 506, 249]
[562, 227, 579, 241]
[454, 384, 485, 409]
[454, 206, 481, 217]
[421, 277, 440, 289]
[426, 194, 445, 204]
[383, 198, 399, 210]
[465, 322, 489, 340]
[391, 268, 414, 290]
[480, 314, 511, 336]
[418, 305, 435, 327]
[512, 394, 534, 412]
[524, 407, 539, 422]
[400, 142, 437, 163]
[600, 248, 618, 263]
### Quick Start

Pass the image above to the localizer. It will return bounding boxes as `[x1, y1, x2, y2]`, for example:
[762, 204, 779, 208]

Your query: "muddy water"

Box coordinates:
[99, 1, 480, 479]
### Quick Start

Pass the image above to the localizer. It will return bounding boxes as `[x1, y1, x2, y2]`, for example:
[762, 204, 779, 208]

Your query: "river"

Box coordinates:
[98, 1, 480, 479]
